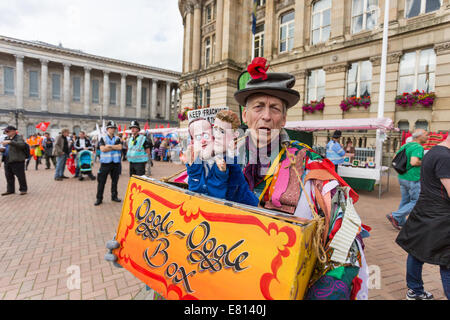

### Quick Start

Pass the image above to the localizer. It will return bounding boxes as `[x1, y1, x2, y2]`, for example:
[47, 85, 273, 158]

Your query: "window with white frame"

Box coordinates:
[307, 69, 326, 103]
[142, 87, 147, 107]
[126, 85, 132, 106]
[254, 24, 265, 58]
[92, 79, 99, 104]
[405, 0, 442, 18]
[205, 3, 213, 23]
[52, 74, 61, 100]
[205, 88, 211, 106]
[3, 66, 15, 95]
[110, 82, 117, 105]
[347, 60, 372, 97]
[29, 70, 39, 97]
[256, 0, 266, 6]
[73, 76, 81, 102]
[352, 0, 378, 34]
[205, 37, 211, 68]
[398, 48, 436, 94]
[311, 0, 331, 45]
[279, 11, 295, 53]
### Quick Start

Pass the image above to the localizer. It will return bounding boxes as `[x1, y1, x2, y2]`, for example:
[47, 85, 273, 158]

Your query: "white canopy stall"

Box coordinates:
[285, 117, 398, 198]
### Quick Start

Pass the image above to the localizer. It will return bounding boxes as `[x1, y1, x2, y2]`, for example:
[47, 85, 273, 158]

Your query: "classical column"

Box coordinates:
[102, 71, 110, 117]
[264, 0, 275, 59]
[15, 55, 24, 110]
[84, 67, 91, 115]
[293, 1, 305, 50]
[63, 63, 71, 114]
[136, 76, 143, 118]
[165, 81, 171, 121]
[184, 5, 194, 73]
[215, 0, 224, 63]
[192, 3, 202, 70]
[151, 79, 158, 119]
[40, 59, 48, 112]
[120, 73, 127, 117]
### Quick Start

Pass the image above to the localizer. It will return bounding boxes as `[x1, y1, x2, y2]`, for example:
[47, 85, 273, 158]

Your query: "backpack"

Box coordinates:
[392, 147, 408, 174]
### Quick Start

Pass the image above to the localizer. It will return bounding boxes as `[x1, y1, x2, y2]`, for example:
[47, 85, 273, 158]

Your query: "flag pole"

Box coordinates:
[375, 0, 390, 171]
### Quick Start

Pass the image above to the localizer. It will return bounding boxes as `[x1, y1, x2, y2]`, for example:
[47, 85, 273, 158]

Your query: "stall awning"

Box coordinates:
[285, 117, 397, 132]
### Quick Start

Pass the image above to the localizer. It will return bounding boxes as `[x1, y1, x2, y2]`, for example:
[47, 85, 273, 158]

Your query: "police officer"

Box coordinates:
[95, 121, 122, 206]
[126, 120, 152, 177]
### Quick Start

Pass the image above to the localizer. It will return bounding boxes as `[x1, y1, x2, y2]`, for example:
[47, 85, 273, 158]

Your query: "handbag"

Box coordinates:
[392, 147, 408, 174]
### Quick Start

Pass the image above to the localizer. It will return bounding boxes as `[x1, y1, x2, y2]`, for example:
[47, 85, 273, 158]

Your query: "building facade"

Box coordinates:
[178, 0, 450, 150]
[0, 35, 180, 137]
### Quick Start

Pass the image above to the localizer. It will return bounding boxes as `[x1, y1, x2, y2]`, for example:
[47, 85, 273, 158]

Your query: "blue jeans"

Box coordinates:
[392, 178, 420, 226]
[55, 154, 68, 178]
[407, 254, 450, 299]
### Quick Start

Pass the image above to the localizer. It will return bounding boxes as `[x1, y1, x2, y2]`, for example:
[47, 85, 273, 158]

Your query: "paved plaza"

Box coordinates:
[0, 160, 446, 300]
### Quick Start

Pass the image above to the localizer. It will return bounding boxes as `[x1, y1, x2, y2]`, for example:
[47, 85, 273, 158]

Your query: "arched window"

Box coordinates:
[311, 0, 331, 45]
[73, 126, 81, 136]
[398, 120, 410, 132]
[26, 124, 36, 138]
[415, 120, 428, 131]
[279, 11, 295, 53]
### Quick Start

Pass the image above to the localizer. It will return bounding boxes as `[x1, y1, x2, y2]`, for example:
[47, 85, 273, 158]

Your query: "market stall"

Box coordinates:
[285, 117, 398, 198]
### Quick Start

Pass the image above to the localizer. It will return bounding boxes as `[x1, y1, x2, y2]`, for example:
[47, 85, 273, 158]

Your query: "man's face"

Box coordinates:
[189, 119, 214, 160]
[107, 128, 116, 135]
[131, 128, 140, 135]
[6, 130, 16, 138]
[418, 131, 429, 144]
[79, 132, 85, 139]
[243, 94, 287, 145]
[213, 118, 235, 155]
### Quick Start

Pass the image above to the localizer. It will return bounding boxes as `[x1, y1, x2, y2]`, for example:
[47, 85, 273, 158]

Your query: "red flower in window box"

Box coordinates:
[247, 57, 269, 80]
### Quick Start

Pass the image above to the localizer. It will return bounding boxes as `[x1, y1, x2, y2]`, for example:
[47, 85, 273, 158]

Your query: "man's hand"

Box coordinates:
[215, 157, 227, 172]
[1, 140, 10, 146]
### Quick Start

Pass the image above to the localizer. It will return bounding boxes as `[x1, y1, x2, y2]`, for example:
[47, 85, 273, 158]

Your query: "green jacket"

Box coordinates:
[5, 134, 27, 163]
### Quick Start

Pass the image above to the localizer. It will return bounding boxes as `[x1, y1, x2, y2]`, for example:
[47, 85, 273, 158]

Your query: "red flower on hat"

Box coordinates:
[247, 57, 269, 80]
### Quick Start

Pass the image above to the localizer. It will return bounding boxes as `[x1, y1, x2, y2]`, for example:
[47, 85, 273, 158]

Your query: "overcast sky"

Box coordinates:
[0, 0, 184, 72]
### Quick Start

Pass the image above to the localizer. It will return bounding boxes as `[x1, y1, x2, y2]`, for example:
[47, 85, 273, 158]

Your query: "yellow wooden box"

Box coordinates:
[113, 176, 318, 300]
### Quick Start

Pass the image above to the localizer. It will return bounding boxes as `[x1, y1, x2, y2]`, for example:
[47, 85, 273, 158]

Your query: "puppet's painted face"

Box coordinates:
[190, 119, 214, 160]
[212, 118, 235, 156]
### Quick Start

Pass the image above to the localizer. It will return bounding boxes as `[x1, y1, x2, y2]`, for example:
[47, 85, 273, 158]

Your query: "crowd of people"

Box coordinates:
[0, 120, 180, 205]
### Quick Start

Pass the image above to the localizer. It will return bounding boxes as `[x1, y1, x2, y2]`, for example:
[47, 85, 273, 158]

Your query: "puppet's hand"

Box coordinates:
[186, 144, 195, 165]
[215, 157, 227, 172]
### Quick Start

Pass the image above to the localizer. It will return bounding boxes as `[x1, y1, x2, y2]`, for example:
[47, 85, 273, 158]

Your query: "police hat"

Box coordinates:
[129, 120, 140, 130]
[106, 121, 117, 129]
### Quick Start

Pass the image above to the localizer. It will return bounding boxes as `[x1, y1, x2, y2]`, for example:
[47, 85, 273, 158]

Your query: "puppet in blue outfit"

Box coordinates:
[185, 110, 259, 207]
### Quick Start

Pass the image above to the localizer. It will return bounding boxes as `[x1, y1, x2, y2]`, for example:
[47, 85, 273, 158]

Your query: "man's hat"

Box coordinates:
[234, 59, 300, 109]
[332, 130, 342, 139]
[4, 125, 17, 132]
[106, 121, 117, 129]
[129, 120, 140, 130]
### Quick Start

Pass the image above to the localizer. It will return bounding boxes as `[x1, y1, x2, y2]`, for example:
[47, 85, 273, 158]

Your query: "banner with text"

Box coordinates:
[187, 106, 229, 125]
[114, 177, 317, 300]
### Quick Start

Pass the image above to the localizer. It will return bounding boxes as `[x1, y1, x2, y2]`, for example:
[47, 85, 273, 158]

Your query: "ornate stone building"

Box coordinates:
[0, 35, 180, 137]
[178, 0, 450, 149]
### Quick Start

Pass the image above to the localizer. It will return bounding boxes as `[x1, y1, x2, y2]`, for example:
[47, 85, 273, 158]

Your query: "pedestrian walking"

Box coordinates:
[42, 132, 57, 169]
[26, 133, 42, 170]
[126, 120, 151, 177]
[95, 121, 122, 206]
[387, 129, 428, 230]
[396, 131, 450, 300]
[74, 131, 95, 180]
[54, 129, 71, 181]
[121, 133, 128, 161]
[326, 130, 346, 172]
[1, 126, 28, 196]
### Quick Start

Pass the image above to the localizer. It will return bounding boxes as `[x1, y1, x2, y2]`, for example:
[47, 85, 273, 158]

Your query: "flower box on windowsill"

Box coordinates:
[340, 96, 371, 112]
[395, 90, 435, 109]
[302, 99, 325, 114]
